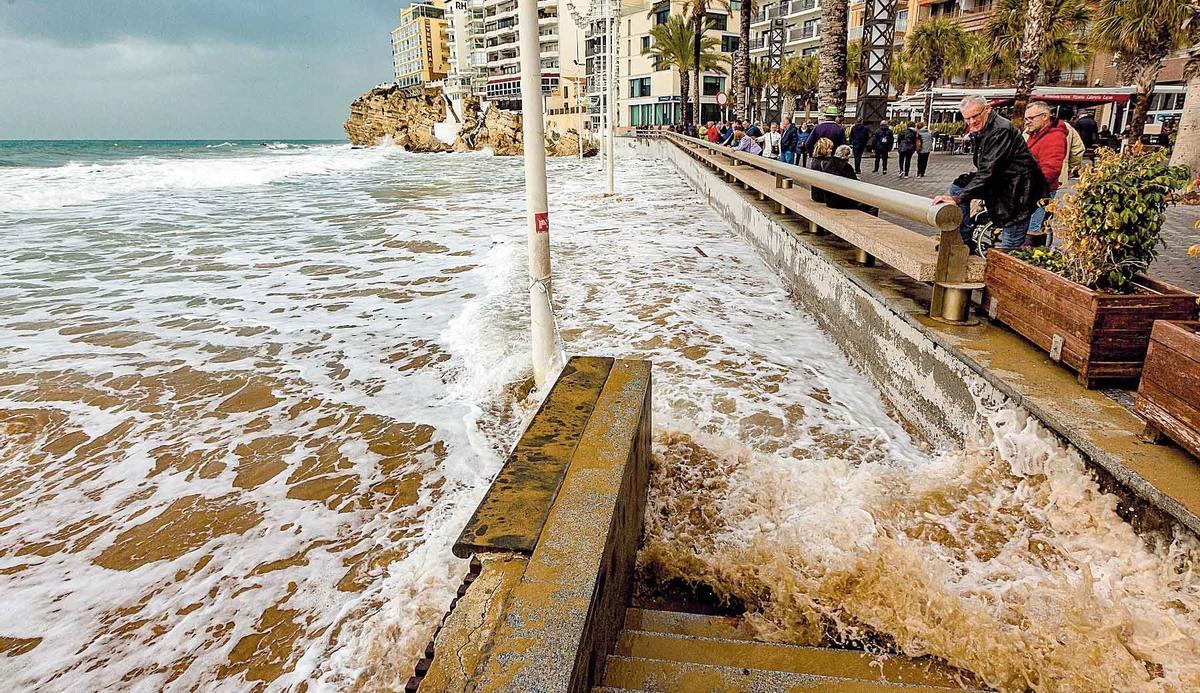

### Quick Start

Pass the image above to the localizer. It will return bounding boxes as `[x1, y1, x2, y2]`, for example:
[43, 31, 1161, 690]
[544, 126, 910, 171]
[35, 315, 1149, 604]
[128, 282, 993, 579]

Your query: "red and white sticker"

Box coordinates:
[535, 212, 550, 234]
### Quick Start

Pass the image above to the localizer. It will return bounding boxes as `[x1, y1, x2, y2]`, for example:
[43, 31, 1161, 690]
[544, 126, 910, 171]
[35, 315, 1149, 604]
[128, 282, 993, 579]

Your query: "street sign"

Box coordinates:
[716, 91, 728, 107]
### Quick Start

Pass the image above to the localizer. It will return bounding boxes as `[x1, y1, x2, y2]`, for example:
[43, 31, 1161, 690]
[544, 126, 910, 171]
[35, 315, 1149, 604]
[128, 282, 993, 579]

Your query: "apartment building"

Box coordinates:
[391, 2, 452, 87]
[445, 0, 489, 97]
[748, 0, 823, 64]
[612, 0, 743, 129]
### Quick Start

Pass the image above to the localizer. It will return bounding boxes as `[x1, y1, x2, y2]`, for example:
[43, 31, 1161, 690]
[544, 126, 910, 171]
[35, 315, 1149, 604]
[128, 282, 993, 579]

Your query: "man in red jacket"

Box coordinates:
[1023, 101, 1067, 238]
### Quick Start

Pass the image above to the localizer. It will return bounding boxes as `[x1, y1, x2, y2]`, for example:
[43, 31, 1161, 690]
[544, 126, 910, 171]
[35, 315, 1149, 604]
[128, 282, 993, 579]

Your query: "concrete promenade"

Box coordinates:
[860, 150, 1199, 292]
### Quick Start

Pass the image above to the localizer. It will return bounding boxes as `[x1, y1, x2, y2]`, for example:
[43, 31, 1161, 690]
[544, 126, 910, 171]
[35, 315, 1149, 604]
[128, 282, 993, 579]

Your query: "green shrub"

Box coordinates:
[1013, 147, 1192, 293]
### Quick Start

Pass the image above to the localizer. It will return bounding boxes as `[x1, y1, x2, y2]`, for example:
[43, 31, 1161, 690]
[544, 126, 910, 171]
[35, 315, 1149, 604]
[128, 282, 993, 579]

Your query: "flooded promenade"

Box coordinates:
[2, 142, 1200, 692]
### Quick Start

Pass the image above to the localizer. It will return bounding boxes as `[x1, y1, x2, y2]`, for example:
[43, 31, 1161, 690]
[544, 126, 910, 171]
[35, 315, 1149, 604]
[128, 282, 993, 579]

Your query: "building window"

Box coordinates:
[703, 75, 724, 96]
[722, 35, 739, 53]
[641, 35, 651, 52]
[706, 13, 728, 31]
[654, 3, 670, 24]
[896, 10, 908, 31]
[630, 77, 651, 97]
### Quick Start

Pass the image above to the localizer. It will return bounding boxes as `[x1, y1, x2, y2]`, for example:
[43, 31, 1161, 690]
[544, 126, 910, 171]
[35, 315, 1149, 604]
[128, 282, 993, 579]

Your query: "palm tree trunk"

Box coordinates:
[1129, 60, 1160, 141]
[738, 2, 751, 121]
[1169, 50, 1200, 172]
[692, 10, 705, 126]
[1012, 0, 1048, 127]
[680, 68, 692, 127]
[923, 80, 934, 124]
[817, 0, 849, 115]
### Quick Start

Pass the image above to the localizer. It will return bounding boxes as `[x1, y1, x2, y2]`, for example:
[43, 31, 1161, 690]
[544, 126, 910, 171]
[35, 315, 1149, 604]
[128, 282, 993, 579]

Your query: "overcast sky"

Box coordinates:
[0, 1, 403, 140]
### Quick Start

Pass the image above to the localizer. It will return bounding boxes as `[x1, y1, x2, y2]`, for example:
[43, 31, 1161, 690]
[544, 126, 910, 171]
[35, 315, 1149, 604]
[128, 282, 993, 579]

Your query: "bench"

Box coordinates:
[668, 134, 984, 323]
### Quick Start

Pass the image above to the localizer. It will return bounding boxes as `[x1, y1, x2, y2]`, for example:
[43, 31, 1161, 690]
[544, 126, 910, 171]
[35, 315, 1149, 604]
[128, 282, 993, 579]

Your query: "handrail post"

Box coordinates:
[930, 229, 983, 324]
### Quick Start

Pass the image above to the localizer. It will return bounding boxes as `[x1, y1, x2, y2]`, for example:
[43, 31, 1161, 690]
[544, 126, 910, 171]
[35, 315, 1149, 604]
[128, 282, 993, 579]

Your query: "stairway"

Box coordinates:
[596, 608, 981, 692]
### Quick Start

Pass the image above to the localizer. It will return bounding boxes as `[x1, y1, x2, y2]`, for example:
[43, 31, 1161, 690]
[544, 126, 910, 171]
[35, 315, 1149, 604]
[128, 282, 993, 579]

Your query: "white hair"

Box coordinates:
[834, 144, 853, 159]
[959, 95, 989, 110]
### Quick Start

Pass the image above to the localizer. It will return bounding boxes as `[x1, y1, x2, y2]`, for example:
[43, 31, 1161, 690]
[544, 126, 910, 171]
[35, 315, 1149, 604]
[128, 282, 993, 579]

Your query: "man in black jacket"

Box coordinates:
[848, 121, 871, 173]
[932, 95, 1046, 251]
[779, 117, 798, 164]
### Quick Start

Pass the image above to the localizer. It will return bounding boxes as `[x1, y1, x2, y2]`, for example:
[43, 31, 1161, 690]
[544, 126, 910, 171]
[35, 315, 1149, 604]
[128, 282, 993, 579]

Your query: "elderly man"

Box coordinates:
[1023, 101, 1068, 238]
[932, 95, 1045, 251]
[779, 117, 798, 164]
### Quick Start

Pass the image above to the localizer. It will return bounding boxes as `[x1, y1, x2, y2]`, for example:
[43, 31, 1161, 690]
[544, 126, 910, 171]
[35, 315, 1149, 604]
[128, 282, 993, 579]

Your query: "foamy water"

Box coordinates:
[2, 140, 1199, 692]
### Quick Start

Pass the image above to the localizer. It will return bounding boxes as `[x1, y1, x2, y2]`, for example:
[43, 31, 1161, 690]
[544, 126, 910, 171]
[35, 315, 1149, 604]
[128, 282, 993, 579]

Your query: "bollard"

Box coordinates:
[854, 248, 875, 267]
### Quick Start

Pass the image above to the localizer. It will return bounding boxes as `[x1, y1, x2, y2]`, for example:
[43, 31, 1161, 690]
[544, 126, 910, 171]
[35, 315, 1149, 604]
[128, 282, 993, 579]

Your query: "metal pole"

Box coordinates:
[605, 0, 616, 194]
[517, 0, 557, 386]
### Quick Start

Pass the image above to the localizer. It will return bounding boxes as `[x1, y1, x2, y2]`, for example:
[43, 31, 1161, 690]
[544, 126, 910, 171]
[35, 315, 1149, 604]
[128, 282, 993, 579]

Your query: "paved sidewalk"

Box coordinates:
[858, 151, 1199, 292]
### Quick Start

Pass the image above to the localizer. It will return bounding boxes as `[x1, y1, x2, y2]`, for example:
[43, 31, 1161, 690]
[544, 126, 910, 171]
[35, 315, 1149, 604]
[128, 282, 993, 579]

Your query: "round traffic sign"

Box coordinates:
[716, 91, 728, 107]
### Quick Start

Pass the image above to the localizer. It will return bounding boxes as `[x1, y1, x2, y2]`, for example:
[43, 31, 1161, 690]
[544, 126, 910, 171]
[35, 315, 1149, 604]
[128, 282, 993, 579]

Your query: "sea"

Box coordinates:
[2, 139, 1200, 692]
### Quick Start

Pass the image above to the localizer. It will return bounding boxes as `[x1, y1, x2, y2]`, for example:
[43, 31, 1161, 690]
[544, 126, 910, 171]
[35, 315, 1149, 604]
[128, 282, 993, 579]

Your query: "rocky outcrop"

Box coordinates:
[344, 85, 450, 151]
[345, 86, 597, 157]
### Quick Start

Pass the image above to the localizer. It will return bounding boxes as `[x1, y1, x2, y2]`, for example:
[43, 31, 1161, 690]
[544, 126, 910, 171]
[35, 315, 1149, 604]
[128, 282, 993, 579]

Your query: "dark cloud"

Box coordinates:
[0, 1, 407, 138]
[0, 0, 401, 49]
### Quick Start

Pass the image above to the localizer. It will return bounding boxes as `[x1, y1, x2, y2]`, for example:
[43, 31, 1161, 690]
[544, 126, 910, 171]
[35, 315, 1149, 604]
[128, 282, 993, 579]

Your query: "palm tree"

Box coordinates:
[748, 61, 772, 120]
[646, 15, 726, 125]
[1092, 0, 1197, 140]
[735, 0, 758, 121]
[847, 39, 862, 93]
[984, 0, 1091, 120]
[1169, 4, 1199, 171]
[817, 0, 850, 115]
[679, 0, 730, 126]
[778, 54, 819, 121]
[903, 18, 973, 123]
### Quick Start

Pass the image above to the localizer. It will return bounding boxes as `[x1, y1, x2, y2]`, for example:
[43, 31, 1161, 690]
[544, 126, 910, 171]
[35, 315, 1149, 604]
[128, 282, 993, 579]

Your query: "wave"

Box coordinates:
[205, 141, 237, 148]
[0, 144, 396, 213]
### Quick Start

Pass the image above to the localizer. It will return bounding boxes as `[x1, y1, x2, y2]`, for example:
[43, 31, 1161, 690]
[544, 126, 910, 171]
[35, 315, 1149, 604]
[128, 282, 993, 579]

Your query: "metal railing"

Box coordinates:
[652, 131, 981, 323]
[662, 132, 960, 230]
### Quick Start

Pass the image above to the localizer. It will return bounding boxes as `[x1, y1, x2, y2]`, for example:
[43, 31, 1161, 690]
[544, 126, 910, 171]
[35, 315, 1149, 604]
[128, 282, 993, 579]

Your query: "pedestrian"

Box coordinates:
[870, 122, 894, 174]
[1023, 101, 1068, 240]
[757, 122, 782, 159]
[805, 107, 846, 158]
[797, 122, 813, 167]
[706, 121, 721, 143]
[932, 95, 1047, 252]
[808, 137, 836, 204]
[849, 120, 871, 174]
[1072, 110, 1098, 149]
[779, 117, 798, 164]
[732, 128, 763, 155]
[916, 120, 934, 178]
[896, 121, 918, 178]
[812, 144, 878, 214]
[719, 122, 736, 146]
[744, 119, 763, 138]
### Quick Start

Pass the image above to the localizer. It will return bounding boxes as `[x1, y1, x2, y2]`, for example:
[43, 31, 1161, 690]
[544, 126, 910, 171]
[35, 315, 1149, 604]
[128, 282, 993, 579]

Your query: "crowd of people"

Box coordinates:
[658, 96, 1114, 255]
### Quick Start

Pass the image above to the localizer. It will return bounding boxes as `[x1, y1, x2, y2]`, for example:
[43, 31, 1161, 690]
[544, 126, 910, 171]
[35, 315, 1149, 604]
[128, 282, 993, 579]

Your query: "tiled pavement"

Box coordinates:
[856, 151, 1199, 292]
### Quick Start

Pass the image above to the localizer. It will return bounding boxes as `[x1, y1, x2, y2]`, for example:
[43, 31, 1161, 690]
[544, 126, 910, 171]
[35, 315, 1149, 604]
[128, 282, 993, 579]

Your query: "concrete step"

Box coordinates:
[625, 607, 768, 642]
[603, 655, 969, 692]
[614, 629, 968, 690]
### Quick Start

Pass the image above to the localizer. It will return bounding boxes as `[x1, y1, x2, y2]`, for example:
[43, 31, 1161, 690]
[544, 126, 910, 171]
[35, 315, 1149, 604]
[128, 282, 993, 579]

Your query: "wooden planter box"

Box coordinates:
[983, 250, 1199, 388]
[1135, 321, 1200, 459]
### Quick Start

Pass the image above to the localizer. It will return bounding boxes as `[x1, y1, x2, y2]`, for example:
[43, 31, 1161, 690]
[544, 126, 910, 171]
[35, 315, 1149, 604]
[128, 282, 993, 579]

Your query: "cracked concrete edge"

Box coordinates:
[650, 137, 1200, 538]
[421, 552, 528, 692]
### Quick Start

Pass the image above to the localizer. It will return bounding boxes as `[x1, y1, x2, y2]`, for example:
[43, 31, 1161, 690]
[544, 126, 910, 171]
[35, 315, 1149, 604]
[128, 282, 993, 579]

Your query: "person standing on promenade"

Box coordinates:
[744, 119, 763, 139]
[896, 121, 918, 178]
[757, 122, 782, 159]
[707, 121, 721, 143]
[916, 121, 934, 178]
[932, 95, 1046, 252]
[719, 122, 736, 146]
[1073, 110, 1098, 149]
[870, 122, 894, 174]
[797, 122, 814, 166]
[805, 107, 845, 158]
[1023, 101, 1068, 240]
[849, 120, 871, 173]
[780, 117, 798, 164]
[807, 137, 836, 204]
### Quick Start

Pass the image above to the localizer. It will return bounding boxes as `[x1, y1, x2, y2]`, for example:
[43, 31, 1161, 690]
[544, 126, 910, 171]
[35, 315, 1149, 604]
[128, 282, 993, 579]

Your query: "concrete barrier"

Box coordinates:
[421, 356, 653, 692]
[645, 136, 1200, 537]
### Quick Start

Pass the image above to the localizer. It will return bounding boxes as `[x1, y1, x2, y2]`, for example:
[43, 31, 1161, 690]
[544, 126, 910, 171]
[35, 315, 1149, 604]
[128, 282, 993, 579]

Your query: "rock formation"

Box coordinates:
[344, 85, 450, 152]
[345, 85, 597, 157]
